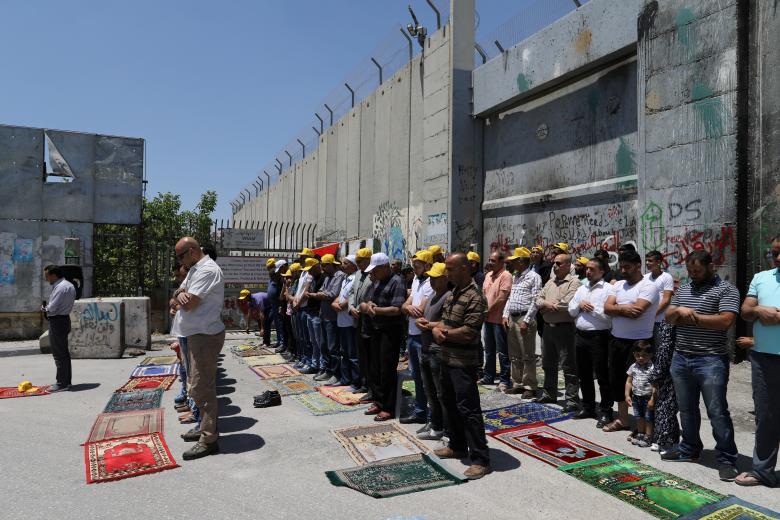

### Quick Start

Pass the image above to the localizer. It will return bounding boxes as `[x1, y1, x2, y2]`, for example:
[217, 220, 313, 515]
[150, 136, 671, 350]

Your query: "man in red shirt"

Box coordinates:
[480, 251, 513, 391]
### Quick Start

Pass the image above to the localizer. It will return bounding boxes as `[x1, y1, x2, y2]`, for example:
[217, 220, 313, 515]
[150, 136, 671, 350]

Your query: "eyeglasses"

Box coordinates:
[175, 248, 189, 260]
[553, 261, 568, 266]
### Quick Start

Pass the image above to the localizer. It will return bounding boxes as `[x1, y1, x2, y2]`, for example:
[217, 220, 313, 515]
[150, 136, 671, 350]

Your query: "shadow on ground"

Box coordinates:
[69, 383, 101, 392]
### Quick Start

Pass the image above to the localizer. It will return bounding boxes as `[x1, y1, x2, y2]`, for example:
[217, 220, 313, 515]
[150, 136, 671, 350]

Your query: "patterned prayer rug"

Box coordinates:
[292, 392, 367, 416]
[250, 364, 301, 380]
[478, 390, 523, 411]
[104, 389, 163, 413]
[490, 423, 617, 467]
[231, 344, 260, 354]
[678, 495, 780, 519]
[318, 386, 367, 405]
[558, 455, 726, 519]
[234, 347, 274, 357]
[333, 423, 430, 465]
[85, 432, 179, 483]
[482, 402, 572, 432]
[264, 375, 318, 396]
[116, 376, 177, 393]
[86, 409, 164, 443]
[130, 364, 179, 378]
[326, 453, 466, 498]
[0, 385, 50, 399]
[244, 354, 287, 367]
[138, 356, 178, 366]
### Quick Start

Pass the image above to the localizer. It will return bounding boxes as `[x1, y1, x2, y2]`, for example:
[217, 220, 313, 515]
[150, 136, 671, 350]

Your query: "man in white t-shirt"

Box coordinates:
[603, 250, 660, 433]
[173, 237, 225, 460]
[644, 250, 674, 340]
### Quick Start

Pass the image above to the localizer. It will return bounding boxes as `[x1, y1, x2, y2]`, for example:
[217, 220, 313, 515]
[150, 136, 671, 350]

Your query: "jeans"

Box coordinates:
[670, 352, 738, 464]
[420, 349, 444, 431]
[321, 319, 340, 378]
[407, 335, 428, 419]
[632, 394, 655, 423]
[482, 322, 510, 385]
[269, 305, 285, 348]
[338, 326, 360, 386]
[749, 351, 780, 486]
[439, 363, 490, 466]
[306, 312, 323, 371]
[576, 329, 612, 414]
[297, 312, 312, 366]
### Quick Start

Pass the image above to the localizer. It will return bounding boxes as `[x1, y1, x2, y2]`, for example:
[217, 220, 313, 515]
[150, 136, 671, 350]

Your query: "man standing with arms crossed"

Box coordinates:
[42, 265, 76, 392]
[173, 237, 225, 460]
[349, 248, 375, 398]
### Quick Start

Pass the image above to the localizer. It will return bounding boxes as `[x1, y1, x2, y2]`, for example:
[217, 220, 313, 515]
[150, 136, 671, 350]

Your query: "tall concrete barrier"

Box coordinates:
[68, 298, 125, 358]
[123, 296, 151, 350]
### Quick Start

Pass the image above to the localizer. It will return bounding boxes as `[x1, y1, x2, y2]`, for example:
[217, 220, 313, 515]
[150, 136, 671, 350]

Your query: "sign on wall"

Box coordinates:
[216, 257, 270, 286]
[221, 229, 265, 250]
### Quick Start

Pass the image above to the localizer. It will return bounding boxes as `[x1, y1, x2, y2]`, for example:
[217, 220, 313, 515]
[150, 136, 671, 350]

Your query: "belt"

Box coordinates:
[48, 314, 70, 319]
[509, 310, 528, 317]
[545, 321, 574, 328]
[576, 328, 610, 336]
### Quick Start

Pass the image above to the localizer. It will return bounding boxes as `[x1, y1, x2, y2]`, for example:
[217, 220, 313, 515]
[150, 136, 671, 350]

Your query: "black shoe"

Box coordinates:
[399, 414, 427, 425]
[718, 463, 739, 482]
[254, 392, 282, 408]
[596, 413, 613, 429]
[574, 409, 597, 420]
[416, 423, 432, 434]
[660, 449, 700, 462]
[300, 366, 318, 375]
[181, 428, 201, 442]
[358, 392, 374, 403]
[533, 394, 556, 404]
[182, 441, 219, 460]
[354, 387, 368, 394]
[562, 402, 581, 413]
[174, 395, 187, 405]
[314, 371, 329, 381]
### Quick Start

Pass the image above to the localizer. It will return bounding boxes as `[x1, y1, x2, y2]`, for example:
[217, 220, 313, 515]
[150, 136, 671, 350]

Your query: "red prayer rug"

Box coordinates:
[490, 422, 618, 468]
[0, 386, 51, 399]
[85, 432, 179, 483]
[86, 409, 164, 443]
[116, 376, 177, 392]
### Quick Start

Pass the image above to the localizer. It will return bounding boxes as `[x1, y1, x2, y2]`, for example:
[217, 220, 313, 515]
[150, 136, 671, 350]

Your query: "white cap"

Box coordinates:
[365, 252, 390, 272]
[274, 259, 288, 273]
[343, 254, 357, 266]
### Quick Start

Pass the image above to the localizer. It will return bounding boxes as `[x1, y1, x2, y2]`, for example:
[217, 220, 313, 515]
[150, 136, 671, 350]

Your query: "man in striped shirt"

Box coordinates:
[662, 251, 741, 482]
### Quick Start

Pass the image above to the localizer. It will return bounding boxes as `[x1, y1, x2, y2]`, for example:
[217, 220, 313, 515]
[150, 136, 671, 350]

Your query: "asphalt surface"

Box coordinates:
[1, 334, 777, 520]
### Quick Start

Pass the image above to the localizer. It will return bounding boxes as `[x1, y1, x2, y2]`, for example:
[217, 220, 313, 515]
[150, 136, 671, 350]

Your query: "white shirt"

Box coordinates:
[568, 279, 612, 331]
[408, 276, 434, 335]
[46, 278, 76, 316]
[177, 255, 225, 336]
[610, 278, 660, 340]
[644, 271, 674, 323]
[337, 273, 357, 328]
[170, 309, 182, 337]
[295, 271, 311, 308]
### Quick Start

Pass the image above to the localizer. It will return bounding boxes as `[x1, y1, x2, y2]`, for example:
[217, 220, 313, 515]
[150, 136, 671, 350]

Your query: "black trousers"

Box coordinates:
[575, 329, 613, 414]
[440, 364, 490, 466]
[357, 333, 372, 390]
[370, 326, 402, 413]
[48, 316, 72, 386]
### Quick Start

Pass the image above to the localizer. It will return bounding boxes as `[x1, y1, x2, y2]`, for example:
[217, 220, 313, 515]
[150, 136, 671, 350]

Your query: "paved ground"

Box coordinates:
[1, 334, 777, 520]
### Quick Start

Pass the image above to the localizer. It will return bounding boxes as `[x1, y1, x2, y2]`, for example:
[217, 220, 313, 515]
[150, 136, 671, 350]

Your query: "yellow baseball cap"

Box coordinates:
[289, 262, 302, 274]
[466, 251, 480, 263]
[428, 245, 444, 255]
[356, 247, 373, 259]
[577, 256, 590, 266]
[426, 262, 446, 278]
[411, 250, 433, 264]
[266, 258, 276, 268]
[321, 253, 340, 265]
[508, 247, 531, 260]
[281, 269, 292, 278]
[238, 289, 251, 300]
[299, 247, 314, 257]
[531, 245, 544, 253]
[553, 242, 570, 252]
[302, 257, 320, 271]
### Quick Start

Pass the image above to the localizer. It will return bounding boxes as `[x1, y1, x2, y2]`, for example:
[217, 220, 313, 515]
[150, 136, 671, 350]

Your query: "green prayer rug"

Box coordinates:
[292, 392, 367, 416]
[558, 455, 726, 519]
[326, 453, 466, 498]
[677, 495, 780, 519]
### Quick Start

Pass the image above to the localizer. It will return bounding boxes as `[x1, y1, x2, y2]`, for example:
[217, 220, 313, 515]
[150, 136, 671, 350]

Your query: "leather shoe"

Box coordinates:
[314, 371, 330, 381]
[181, 428, 201, 442]
[521, 390, 537, 400]
[596, 414, 613, 429]
[464, 464, 493, 480]
[562, 402, 581, 413]
[533, 394, 556, 404]
[182, 441, 219, 460]
[253, 391, 282, 408]
[300, 366, 318, 375]
[358, 392, 374, 403]
[573, 409, 597, 420]
[374, 411, 394, 421]
[399, 414, 427, 425]
[364, 404, 381, 415]
[433, 447, 468, 459]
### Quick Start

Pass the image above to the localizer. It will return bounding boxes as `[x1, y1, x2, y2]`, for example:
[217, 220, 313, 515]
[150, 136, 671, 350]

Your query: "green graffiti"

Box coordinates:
[691, 82, 724, 139]
[516, 73, 533, 93]
[641, 202, 665, 251]
[616, 138, 637, 178]
[675, 8, 696, 49]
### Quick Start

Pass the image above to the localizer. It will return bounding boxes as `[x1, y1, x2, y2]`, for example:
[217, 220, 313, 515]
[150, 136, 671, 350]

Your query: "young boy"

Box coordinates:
[626, 341, 656, 447]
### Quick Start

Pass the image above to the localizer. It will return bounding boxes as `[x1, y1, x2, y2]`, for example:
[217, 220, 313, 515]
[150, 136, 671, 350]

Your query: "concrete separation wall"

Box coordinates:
[68, 298, 125, 359]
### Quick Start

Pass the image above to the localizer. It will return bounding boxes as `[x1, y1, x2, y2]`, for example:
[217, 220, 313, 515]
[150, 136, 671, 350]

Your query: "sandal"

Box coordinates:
[735, 472, 763, 487]
[603, 420, 629, 432]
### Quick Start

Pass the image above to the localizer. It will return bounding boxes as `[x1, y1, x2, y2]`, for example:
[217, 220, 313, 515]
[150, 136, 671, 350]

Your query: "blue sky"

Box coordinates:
[0, 0, 547, 220]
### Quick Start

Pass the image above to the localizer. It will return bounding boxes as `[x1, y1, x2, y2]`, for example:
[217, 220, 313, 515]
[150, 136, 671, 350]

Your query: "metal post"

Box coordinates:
[425, 0, 441, 30]
[345, 84, 355, 108]
[312, 126, 321, 136]
[243, 188, 251, 201]
[284, 150, 292, 167]
[494, 40, 505, 53]
[275, 159, 283, 175]
[400, 27, 413, 61]
[324, 104, 334, 126]
[253, 181, 261, 196]
[239, 193, 246, 204]
[297, 138, 305, 157]
[263, 170, 271, 223]
[475, 43, 488, 64]
[370, 57, 383, 85]
[256, 176, 264, 190]
[572, 0, 582, 7]
[315, 113, 324, 133]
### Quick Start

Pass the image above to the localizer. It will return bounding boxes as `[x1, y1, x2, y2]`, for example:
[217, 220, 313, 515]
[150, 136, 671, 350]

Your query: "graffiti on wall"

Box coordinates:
[73, 302, 120, 346]
[426, 212, 448, 248]
[372, 201, 406, 260]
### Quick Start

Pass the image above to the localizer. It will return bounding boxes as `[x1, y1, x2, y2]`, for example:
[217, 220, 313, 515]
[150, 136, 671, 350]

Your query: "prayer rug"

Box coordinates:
[234, 347, 274, 357]
[250, 364, 301, 380]
[482, 402, 572, 432]
[333, 423, 430, 465]
[130, 364, 179, 378]
[326, 453, 465, 498]
[0, 385, 50, 399]
[264, 375, 318, 396]
[138, 356, 178, 366]
[231, 343, 259, 353]
[292, 392, 367, 416]
[244, 354, 287, 367]
[116, 376, 177, 393]
[489, 422, 617, 467]
[478, 390, 523, 411]
[85, 432, 179, 483]
[318, 385, 367, 405]
[678, 496, 780, 519]
[558, 454, 726, 519]
[86, 409, 164, 443]
[104, 389, 163, 413]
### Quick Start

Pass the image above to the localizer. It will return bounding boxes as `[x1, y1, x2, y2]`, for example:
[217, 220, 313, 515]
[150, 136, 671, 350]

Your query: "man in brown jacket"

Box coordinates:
[535, 253, 581, 411]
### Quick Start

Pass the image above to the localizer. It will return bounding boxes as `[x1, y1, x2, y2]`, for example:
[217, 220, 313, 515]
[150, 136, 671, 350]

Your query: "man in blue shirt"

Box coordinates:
[737, 238, 780, 488]
[42, 265, 76, 392]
